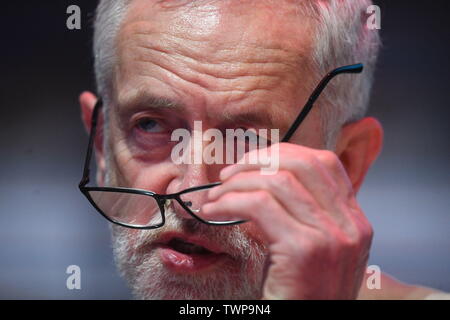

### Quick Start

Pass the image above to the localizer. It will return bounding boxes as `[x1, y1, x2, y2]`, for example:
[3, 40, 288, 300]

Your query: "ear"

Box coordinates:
[79, 91, 106, 187]
[334, 117, 383, 194]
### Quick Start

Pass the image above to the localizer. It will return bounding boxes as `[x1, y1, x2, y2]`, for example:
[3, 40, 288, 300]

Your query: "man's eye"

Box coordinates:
[136, 118, 164, 133]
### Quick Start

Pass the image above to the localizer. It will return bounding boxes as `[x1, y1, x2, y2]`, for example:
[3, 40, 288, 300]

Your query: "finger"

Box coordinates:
[220, 143, 364, 230]
[202, 190, 306, 244]
[221, 153, 345, 213]
[208, 170, 325, 228]
[314, 149, 354, 199]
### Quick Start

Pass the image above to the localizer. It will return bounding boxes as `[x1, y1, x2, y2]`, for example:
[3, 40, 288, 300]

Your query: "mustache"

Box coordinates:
[115, 207, 259, 261]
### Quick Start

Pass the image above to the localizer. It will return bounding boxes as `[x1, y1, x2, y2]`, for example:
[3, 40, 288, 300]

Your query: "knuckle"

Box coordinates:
[271, 171, 295, 189]
[343, 233, 361, 250]
[356, 214, 374, 240]
[363, 223, 374, 243]
[219, 191, 238, 203]
[342, 221, 374, 251]
[295, 154, 318, 172]
[254, 190, 272, 204]
[317, 150, 339, 168]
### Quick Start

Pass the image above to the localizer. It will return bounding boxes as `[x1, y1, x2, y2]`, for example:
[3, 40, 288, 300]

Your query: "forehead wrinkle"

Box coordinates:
[123, 32, 304, 95]
[116, 1, 314, 129]
[118, 0, 312, 88]
[128, 21, 306, 71]
[122, 0, 315, 71]
[126, 48, 288, 95]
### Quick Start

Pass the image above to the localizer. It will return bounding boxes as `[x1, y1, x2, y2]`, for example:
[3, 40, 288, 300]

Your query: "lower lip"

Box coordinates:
[158, 246, 226, 273]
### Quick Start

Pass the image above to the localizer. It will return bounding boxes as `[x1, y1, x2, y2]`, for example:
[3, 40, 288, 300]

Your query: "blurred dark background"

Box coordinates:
[0, 1, 448, 299]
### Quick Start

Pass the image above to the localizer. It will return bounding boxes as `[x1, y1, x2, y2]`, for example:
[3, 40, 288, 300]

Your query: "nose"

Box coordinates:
[165, 131, 228, 221]
[167, 162, 218, 221]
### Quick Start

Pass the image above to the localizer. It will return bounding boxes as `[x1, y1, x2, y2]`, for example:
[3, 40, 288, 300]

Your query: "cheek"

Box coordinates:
[112, 226, 153, 261]
[106, 132, 182, 192]
[111, 226, 136, 260]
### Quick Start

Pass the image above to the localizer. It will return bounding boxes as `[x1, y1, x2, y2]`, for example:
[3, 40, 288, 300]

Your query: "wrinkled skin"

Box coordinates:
[80, 0, 442, 300]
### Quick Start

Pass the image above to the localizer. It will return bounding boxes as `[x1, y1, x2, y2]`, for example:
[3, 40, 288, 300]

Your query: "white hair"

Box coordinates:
[93, 0, 380, 148]
[112, 208, 267, 299]
[93, 0, 129, 135]
[304, 1, 381, 147]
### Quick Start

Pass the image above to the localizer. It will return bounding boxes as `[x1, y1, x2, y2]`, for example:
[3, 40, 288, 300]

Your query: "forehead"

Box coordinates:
[114, 0, 317, 130]
[122, 0, 312, 47]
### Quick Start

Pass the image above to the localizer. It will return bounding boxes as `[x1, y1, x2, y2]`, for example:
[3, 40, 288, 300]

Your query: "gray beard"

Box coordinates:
[111, 208, 268, 300]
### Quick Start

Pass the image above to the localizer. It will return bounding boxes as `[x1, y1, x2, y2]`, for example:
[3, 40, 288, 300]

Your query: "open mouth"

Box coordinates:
[157, 235, 226, 273]
[167, 237, 213, 255]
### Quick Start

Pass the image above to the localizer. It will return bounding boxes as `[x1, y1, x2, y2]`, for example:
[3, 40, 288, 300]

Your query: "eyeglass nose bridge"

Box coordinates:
[162, 197, 201, 214]
[158, 194, 214, 226]
[163, 199, 172, 211]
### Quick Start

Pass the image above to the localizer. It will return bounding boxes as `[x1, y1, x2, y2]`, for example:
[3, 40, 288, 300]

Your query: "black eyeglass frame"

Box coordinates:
[79, 63, 363, 229]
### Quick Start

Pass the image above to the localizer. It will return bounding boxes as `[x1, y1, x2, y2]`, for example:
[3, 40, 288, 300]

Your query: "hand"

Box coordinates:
[202, 143, 373, 299]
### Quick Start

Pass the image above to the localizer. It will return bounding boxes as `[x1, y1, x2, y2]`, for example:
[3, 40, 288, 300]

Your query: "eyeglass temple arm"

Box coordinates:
[281, 63, 364, 143]
[79, 99, 103, 188]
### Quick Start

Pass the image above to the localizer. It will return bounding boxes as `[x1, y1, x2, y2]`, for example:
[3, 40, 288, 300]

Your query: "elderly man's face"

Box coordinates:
[107, 0, 323, 299]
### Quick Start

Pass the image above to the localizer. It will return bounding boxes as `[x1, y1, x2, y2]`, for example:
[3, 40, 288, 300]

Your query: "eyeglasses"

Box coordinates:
[79, 63, 363, 229]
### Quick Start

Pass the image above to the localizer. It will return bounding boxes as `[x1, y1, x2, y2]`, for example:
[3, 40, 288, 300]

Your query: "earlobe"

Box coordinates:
[335, 117, 383, 193]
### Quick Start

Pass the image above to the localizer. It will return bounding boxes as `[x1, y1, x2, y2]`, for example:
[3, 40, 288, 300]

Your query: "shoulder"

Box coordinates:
[357, 271, 449, 300]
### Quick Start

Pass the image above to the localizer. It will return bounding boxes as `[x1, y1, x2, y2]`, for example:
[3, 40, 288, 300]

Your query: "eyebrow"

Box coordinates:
[117, 89, 185, 114]
[117, 89, 286, 132]
[221, 107, 286, 132]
